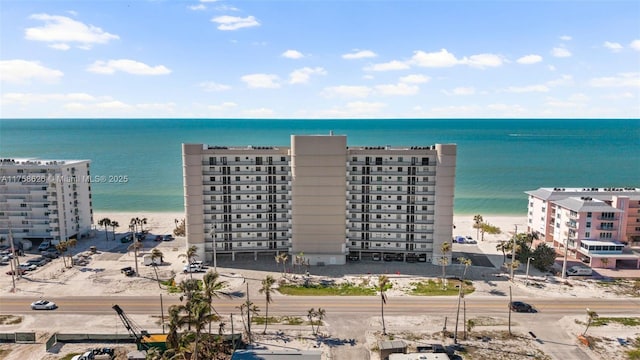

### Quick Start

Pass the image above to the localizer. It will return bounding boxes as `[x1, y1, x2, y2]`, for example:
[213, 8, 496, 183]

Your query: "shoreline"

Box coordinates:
[93, 211, 527, 244]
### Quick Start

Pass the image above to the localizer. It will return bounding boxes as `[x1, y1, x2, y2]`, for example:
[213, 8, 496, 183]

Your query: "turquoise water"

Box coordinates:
[1, 119, 638, 215]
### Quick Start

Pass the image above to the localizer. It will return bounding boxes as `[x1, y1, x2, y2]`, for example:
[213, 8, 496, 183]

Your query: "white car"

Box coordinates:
[183, 264, 203, 273]
[31, 299, 57, 310]
[19, 263, 37, 271]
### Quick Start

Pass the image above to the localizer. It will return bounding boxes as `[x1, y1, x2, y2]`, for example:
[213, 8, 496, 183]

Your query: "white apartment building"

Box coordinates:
[525, 187, 640, 269]
[183, 134, 456, 266]
[0, 158, 93, 247]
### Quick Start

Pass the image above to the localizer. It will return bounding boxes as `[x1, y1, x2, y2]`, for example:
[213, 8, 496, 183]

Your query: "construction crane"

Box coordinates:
[112, 304, 151, 350]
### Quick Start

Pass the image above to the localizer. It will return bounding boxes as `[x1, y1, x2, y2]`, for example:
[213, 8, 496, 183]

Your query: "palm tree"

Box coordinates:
[454, 257, 472, 343]
[440, 242, 451, 288]
[496, 241, 509, 264]
[377, 275, 389, 335]
[130, 218, 138, 234]
[166, 304, 187, 350]
[55, 242, 68, 268]
[315, 308, 326, 335]
[473, 214, 484, 241]
[138, 217, 148, 233]
[178, 278, 202, 331]
[189, 300, 218, 360]
[98, 218, 111, 241]
[202, 271, 228, 334]
[110, 221, 119, 241]
[66, 238, 77, 266]
[307, 308, 317, 335]
[179, 245, 199, 279]
[582, 309, 599, 336]
[274, 253, 288, 275]
[150, 248, 164, 288]
[259, 275, 276, 334]
[127, 241, 143, 277]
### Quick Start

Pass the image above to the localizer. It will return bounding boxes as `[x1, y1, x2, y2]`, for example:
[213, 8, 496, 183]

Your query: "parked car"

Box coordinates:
[372, 253, 381, 261]
[465, 236, 477, 244]
[406, 253, 417, 263]
[42, 250, 60, 259]
[347, 254, 359, 261]
[38, 241, 52, 251]
[120, 266, 135, 276]
[510, 301, 537, 313]
[120, 234, 133, 243]
[417, 254, 427, 262]
[183, 263, 203, 273]
[566, 266, 593, 276]
[6, 269, 26, 275]
[163, 235, 174, 241]
[27, 257, 49, 266]
[383, 254, 394, 262]
[18, 263, 37, 271]
[71, 351, 95, 360]
[31, 299, 57, 310]
[154, 235, 163, 242]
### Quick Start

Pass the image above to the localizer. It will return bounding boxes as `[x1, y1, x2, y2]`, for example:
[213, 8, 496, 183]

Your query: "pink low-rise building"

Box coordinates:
[525, 187, 640, 269]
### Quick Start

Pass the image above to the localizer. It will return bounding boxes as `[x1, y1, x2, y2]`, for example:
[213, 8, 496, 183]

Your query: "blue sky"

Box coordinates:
[1, 0, 639, 118]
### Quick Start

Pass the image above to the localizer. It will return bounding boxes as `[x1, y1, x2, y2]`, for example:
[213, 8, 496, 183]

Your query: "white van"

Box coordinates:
[566, 266, 593, 276]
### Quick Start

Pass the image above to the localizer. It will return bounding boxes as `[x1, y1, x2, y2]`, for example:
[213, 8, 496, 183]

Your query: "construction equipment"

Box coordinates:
[112, 305, 167, 352]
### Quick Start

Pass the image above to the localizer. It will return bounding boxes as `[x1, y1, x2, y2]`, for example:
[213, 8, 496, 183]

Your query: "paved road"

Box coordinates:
[1, 295, 638, 316]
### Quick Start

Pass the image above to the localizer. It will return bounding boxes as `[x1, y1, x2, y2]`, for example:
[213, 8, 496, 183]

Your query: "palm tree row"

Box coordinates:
[97, 218, 119, 241]
[161, 271, 229, 360]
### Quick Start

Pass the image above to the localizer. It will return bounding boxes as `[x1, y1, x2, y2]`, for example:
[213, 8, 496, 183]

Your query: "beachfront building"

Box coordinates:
[525, 187, 640, 269]
[0, 158, 93, 248]
[182, 134, 456, 266]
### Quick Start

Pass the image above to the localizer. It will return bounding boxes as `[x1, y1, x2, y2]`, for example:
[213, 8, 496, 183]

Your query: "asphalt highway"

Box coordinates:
[1, 295, 638, 317]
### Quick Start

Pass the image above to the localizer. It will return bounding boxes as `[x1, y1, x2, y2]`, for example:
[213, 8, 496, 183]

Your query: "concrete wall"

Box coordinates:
[431, 144, 456, 265]
[290, 135, 347, 265]
[183, 144, 206, 261]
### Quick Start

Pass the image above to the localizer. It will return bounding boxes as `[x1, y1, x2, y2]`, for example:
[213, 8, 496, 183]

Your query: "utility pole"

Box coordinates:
[561, 238, 569, 279]
[508, 285, 513, 336]
[510, 225, 518, 281]
[8, 225, 16, 293]
[210, 227, 217, 273]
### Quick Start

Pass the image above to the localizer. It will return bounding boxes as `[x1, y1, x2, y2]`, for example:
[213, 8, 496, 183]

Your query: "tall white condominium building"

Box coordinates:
[0, 158, 93, 245]
[183, 134, 456, 266]
[525, 187, 640, 269]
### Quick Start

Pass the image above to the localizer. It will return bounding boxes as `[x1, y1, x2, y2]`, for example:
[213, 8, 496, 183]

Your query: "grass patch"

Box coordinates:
[592, 317, 640, 327]
[251, 315, 304, 325]
[410, 279, 474, 296]
[278, 283, 376, 296]
[0, 315, 22, 325]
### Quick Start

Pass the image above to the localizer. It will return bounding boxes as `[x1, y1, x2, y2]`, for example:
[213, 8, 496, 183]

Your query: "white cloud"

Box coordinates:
[442, 87, 475, 96]
[365, 60, 410, 71]
[399, 74, 430, 84]
[517, 54, 543, 64]
[629, 40, 640, 51]
[411, 49, 458, 68]
[282, 50, 304, 59]
[559, 35, 572, 41]
[189, 4, 206, 11]
[0, 60, 63, 84]
[208, 102, 237, 111]
[589, 72, 640, 88]
[603, 41, 623, 52]
[375, 83, 419, 96]
[289, 67, 327, 84]
[546, 75, 573, 87]
[243, 108, 275, 117]
[552, 47, 572, 58]
[459, 53, 504, 68]
[322, 85, 371, 98]
[49, 43, 71, 51]
[87, 59, 171, 75]
[241, 73, 280, 88]
[211, 15, 260, 31]
[503, 85, 549, 93]
[2, 92, 96, 105]
[199, 81, 231, 92]
[25, 14, 119, 50]
[342, 50, 377, 59]
[602, 92, 635, 99]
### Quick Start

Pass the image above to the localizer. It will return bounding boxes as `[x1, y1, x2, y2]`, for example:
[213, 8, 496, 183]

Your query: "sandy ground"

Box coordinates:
[1, 212, 638, 360]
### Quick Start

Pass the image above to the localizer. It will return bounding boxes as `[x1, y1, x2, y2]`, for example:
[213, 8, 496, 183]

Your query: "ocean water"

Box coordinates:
[0, 119, 638, 215]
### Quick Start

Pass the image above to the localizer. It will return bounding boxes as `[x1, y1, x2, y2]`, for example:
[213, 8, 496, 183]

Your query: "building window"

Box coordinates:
[587, 212, 592, 218]
[421, 157, 429, 165]
[585, 232, 590, 238]
[586, 222, 591, 228]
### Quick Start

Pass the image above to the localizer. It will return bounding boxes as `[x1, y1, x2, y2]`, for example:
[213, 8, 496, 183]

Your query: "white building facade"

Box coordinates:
[183, 135, 456, 266]
[0, 158, 93, 246]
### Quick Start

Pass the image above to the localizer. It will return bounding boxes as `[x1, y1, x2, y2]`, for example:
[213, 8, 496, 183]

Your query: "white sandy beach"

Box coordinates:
[92, 211, 527, 245]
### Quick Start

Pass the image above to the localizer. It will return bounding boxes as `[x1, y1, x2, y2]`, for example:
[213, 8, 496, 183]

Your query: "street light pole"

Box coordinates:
[510, 225, 518, 282]
[526, 257, 534, 286]
[561, 238, 569, 279]
[210, 227, 217, 273]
